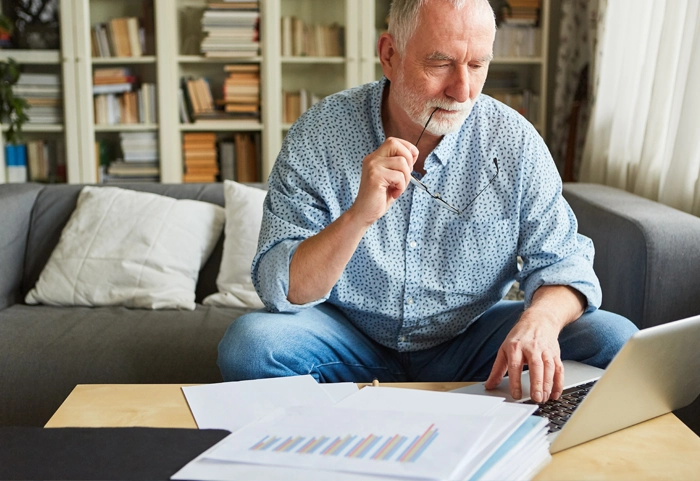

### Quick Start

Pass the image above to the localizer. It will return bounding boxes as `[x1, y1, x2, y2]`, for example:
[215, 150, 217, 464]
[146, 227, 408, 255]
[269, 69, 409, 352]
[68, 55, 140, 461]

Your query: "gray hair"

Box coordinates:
[387, 0, 495, 54]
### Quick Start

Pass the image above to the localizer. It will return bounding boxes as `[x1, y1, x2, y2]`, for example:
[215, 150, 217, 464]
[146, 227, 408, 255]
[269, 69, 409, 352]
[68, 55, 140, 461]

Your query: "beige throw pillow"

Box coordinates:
[203, 180, 266, 308]
[25, 186, 225, 310]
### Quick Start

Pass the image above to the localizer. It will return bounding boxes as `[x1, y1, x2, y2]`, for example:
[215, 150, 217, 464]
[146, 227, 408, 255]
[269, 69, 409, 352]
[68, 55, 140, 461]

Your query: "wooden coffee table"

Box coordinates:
[46, 383, 700, 480]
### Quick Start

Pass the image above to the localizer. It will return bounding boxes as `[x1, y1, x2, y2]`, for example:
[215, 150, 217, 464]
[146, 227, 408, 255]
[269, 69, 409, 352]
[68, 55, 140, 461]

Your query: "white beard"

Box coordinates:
[392, 69, 475, 136]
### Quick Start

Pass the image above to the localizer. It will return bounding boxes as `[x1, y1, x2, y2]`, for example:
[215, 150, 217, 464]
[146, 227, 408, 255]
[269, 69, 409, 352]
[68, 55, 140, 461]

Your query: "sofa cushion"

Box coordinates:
[20, 184, 228, 304]
[25, 186, 225, 310]
[0, 304, 252, 426]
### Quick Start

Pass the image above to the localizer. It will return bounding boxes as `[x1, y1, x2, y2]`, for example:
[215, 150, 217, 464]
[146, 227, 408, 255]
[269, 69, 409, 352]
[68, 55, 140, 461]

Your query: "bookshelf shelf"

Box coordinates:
[94, 124, 159, 132]
[180, 122, 263, 132]
[0, 50, 61, 64]
[178, 55, 263, 64]
[1, 124, 64, 133]
[281, 56, 346, 64]
[91, 56, 158, 65]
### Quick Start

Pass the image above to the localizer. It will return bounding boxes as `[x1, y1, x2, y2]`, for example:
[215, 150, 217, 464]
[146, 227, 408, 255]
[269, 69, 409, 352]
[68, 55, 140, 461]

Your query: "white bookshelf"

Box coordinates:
[1, 0, 550, 185]
[0, 0, 82, 184]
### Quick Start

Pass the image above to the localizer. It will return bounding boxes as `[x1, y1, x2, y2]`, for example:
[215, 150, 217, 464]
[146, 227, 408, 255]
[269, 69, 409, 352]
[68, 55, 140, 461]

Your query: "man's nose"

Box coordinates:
[445, 65, 470, 104]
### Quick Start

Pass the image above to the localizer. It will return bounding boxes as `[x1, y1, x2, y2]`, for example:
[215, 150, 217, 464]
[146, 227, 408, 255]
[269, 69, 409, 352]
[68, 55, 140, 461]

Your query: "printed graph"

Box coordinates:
[248, 424, 439, 463]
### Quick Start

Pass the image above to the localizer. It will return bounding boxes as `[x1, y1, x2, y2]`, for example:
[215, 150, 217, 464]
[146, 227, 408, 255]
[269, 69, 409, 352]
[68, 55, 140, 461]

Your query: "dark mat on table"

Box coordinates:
[0, 427, 230, 480]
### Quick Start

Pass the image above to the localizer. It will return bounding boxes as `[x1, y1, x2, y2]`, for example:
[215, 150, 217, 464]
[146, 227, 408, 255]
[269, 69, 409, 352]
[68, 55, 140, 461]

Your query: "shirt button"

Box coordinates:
[409, 241, 417, 248]
[399, 336, 406, 342]
[407, 297, 414, 305]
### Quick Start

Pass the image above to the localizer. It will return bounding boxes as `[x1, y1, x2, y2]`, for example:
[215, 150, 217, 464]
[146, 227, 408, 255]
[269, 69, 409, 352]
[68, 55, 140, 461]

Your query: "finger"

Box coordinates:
[485, 349, 508, 390]
[527, 356, 544, 403]
[364, 155, 412, 186]
[382, 156, 415, 186]
[551, 358, 565, 400]
[383, 137, 418, 167]
[381, 168, 410, 198]
[541, 355, 556, 403]
[507, 350, 525, 400]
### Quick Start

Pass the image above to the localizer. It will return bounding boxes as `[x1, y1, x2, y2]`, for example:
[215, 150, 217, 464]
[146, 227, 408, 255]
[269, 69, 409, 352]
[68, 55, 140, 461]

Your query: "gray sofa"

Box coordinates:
[1, 182, 699, 433]
[0, 183, 255, 427]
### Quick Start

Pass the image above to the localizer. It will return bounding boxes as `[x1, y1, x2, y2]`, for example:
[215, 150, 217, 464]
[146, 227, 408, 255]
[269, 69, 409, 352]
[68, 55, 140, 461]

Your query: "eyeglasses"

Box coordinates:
[409, 107, 499, 215]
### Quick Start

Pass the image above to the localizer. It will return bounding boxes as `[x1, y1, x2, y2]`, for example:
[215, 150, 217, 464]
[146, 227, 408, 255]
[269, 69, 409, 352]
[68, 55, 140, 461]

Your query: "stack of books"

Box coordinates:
[232, 132, 259, 182]
[200, 1, 260, 58]
[93, 68, 156, 125]
[280, 16, 345, 57]
[183, 133, 219, 183]
[495, 0, 541, 58]
[13, 73, 63, 124]
[222, 64, 260, 120]
[494, 24, 541, 58]
[500, 0, 541, 26]
[180, 77, 224, 122]
[26, 139, 66, 183]
[4, 144, 28, 183]
[282, 88, 322, 124]
[103, 132, 159, 183]
[90, 17, 145, 58]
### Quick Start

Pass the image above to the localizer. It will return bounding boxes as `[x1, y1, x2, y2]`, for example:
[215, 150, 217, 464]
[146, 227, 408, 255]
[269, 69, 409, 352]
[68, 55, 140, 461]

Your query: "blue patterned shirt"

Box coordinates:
[252, 78, 601, 352]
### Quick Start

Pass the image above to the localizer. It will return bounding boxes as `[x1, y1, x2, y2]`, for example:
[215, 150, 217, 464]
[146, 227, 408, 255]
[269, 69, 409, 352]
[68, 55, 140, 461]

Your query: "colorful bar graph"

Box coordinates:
[346, 434, 383, 459]
[371, 434, 408, 461]
[248, 425, 438, 463]
[297, 436, 330, 454]
[250, 435, 282, 451]
[397, 424, 439, 463]
[274, 436, 306, 452]
[321, 435, 357, 456]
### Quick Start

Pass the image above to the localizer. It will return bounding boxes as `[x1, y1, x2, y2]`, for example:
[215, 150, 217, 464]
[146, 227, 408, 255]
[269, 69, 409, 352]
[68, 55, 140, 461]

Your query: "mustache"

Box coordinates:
[427, 99, 472, 112]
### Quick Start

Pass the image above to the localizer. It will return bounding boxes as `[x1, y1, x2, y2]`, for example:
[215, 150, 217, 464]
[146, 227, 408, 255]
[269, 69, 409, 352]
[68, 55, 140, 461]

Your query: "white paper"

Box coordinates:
[334, 387, 533, 481]
[202, 405, 494, 481]
[320, 382, 359, 403]
[456, 403, 537, 480]
[182, 375, 334, 432]
[336, 386, 503, 416]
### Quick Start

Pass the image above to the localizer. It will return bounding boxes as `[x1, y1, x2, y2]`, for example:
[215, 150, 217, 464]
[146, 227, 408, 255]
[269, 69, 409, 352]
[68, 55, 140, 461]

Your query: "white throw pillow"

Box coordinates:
[25, 186, 225, 310]
[203, 180, 266, 308]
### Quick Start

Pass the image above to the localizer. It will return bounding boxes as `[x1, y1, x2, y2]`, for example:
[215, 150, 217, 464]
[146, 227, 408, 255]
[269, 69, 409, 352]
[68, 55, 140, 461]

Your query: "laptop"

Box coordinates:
[452, 314, 700, 453]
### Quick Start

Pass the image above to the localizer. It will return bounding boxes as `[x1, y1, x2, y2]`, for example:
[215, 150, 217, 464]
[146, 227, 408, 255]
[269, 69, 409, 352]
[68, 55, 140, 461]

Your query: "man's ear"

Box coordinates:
[377, 32, 398, 81]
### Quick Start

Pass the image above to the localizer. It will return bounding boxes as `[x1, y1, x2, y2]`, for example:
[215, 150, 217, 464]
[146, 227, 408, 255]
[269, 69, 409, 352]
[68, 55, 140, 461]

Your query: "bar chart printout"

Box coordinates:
[248, 423, 439, 463]
[204, 406, 494, 480]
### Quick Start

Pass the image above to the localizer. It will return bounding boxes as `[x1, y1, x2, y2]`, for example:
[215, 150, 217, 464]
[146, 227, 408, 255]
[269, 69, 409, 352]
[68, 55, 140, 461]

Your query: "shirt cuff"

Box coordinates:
[520, 259, 602, 313]
[254, 239, 332, 313]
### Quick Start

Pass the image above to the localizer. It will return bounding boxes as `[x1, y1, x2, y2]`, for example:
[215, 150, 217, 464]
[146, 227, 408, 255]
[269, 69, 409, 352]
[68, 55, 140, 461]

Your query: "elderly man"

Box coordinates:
[218, 0, 637, 404]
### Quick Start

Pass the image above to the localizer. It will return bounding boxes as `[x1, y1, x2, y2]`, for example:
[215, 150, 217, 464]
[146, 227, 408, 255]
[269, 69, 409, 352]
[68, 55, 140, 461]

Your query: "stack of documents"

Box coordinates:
[173, 377, 550, 481]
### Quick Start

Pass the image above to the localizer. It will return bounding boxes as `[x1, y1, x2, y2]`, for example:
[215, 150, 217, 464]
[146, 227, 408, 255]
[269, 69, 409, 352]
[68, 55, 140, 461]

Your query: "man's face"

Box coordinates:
[390, 0, 495, 136]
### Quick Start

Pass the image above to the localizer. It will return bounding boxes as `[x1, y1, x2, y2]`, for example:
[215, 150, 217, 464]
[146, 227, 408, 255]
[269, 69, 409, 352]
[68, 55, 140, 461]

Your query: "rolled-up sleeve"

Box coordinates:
[515, 134, 602, 312]
[251, 137, 333, 313]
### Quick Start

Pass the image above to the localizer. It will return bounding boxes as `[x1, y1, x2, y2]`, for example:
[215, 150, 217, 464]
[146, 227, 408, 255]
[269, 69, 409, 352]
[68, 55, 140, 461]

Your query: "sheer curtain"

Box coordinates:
[580, 0, 700, 215]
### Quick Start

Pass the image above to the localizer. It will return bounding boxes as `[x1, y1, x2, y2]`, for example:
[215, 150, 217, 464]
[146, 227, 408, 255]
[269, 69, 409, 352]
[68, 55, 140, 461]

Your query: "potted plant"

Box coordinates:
[0, 55, 29, 145]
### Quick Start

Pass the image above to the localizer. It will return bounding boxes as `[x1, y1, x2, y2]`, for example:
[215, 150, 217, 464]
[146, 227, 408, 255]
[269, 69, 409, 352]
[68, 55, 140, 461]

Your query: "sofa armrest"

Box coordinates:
[563, 183, 700, 329]
[0, 184, 44, 310]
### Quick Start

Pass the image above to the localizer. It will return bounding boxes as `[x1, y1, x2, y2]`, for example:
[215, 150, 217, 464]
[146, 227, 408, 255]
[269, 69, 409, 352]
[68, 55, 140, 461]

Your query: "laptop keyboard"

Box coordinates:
[526, 380, 598, 433]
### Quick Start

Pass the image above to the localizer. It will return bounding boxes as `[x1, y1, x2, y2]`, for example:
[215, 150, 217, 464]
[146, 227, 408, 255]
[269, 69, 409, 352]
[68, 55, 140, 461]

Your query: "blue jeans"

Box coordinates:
[217, 301, 638, 383]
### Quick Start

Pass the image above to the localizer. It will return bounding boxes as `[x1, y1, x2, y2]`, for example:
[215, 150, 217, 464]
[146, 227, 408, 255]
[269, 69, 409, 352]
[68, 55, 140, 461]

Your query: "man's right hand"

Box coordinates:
[347, 137, 418, 226]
